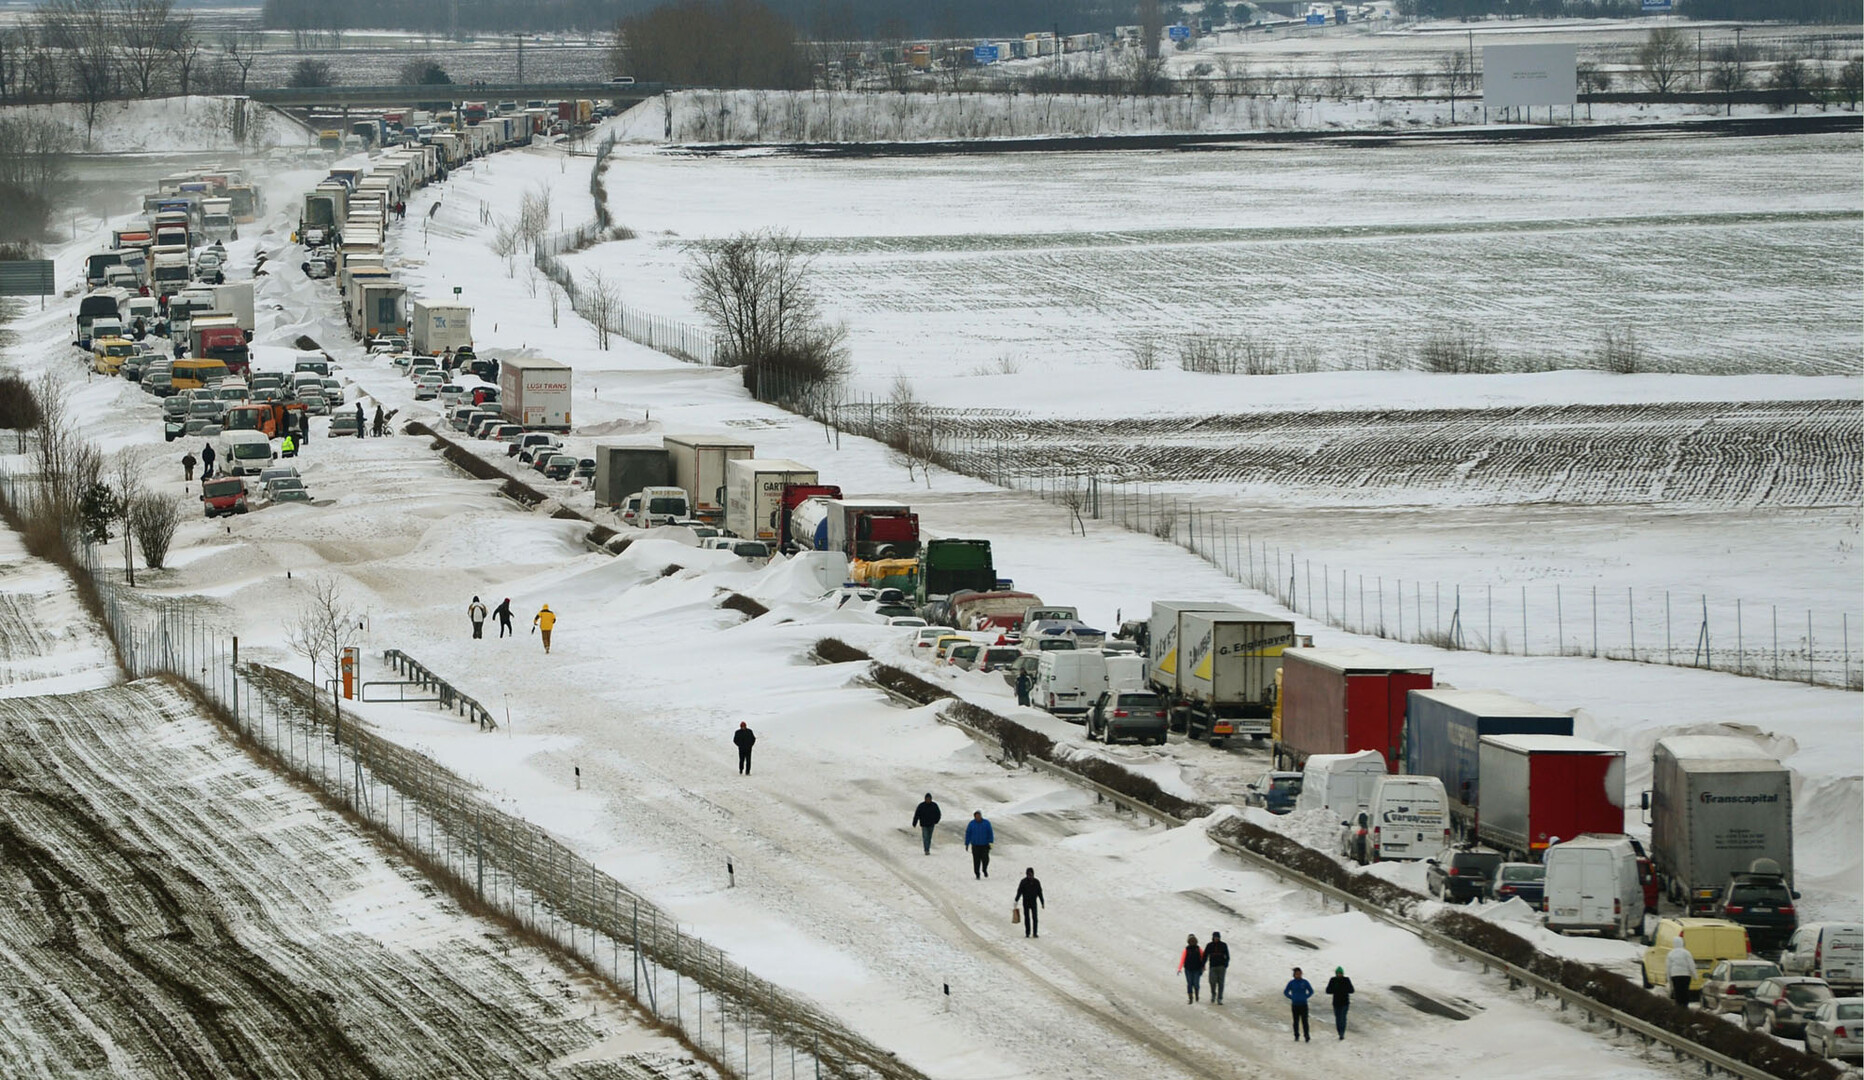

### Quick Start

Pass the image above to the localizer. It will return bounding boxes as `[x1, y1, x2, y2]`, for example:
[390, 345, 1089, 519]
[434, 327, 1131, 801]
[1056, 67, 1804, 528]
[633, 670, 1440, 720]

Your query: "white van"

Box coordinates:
[215, 429, 275, 476]
[1542, 835, 1643, 939]
[1104, 653, 1146, 694]
[621, 486, 691, 528]
[1365, 774, 1449, 862]
[1035, 649, 1108, 721]
[1296, 750, 1387, 817]
[1781, 923, 1862, 992]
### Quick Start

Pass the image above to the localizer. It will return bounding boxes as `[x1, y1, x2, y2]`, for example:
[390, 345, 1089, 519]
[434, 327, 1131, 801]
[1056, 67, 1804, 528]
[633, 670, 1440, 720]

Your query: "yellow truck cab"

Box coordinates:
[1643, 917, 1751, 991]
[91, 337, 136, 375]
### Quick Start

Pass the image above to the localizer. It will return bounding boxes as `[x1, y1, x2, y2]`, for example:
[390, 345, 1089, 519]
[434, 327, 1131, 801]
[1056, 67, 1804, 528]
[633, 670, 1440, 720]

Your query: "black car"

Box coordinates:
[1426, 848, 1506, 904]
[1720, 867, 1800, 956]
[1487, 862, 1546, 906]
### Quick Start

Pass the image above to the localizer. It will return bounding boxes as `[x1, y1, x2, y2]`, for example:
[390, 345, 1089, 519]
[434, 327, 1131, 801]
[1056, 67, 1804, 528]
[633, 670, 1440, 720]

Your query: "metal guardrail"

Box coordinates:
[873, 675, 1773, 1080]
[380, 649, 496, 730]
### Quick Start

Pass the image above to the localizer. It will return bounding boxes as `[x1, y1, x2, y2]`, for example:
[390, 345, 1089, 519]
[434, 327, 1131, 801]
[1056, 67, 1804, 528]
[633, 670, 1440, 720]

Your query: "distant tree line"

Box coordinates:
[0, 0, 269, 117]
[1678, 0, 1857, 22]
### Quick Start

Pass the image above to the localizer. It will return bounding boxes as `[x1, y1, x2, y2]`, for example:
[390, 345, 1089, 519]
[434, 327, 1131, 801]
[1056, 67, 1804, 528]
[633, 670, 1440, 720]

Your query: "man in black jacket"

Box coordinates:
[1204, 932, 1231, 1004]
[911, 794, 941, 854]
[733, 722, 756, 775]
[1014, 868, 1044, 938]
[1326, 966, 1355, 1039]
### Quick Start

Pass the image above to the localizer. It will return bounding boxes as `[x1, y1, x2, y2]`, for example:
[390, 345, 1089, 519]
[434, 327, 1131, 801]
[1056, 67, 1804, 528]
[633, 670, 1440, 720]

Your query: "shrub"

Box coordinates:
[720, 592, 768, 618]
[810, 638, 870, 664]
[1418, 325, 1501, 374]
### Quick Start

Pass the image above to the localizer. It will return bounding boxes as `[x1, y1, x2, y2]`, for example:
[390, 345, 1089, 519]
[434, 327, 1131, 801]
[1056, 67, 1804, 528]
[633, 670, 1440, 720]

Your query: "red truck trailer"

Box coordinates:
[1275, 647, 1432, 773]
[1476, 733, 1627, 862]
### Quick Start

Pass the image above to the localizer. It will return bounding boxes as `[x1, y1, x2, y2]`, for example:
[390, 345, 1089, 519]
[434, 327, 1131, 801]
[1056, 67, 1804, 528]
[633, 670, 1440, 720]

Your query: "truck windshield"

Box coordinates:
[202, 479, 241, 497]
[648, 497, 688, 516]
[226, 411, 260, 429]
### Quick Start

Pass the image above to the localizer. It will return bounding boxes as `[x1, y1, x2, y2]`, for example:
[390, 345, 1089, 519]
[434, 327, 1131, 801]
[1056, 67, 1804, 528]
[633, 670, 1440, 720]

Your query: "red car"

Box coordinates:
[201, 476, 248, 517]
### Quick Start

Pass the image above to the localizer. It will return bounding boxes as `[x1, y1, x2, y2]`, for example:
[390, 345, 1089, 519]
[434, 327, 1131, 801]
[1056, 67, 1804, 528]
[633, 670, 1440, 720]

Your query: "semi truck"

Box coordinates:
[824, 499, 919, 561]
[915, 538, 995, 605]
[353, 281, 408, 342]
[593, 442, 670, 508]
[1645, 735, 1795, 915]
[410, 301, 473, 356]
[188, 314, 251, 377]
[1275, 648, 1433, 772]
[723, 459, 819, 543]
[663, 435, 754, 524]
[151, 251, 191, 295]
[777, 483, 841, 553]
[1402, 688, 1575, 840]
[499, 357, 572, 431]
[1175, 609, 1297, 746]
[1146, 602, 1243, 709]
[1475, 734, 1626, 862]
[208, 282, 254, 332]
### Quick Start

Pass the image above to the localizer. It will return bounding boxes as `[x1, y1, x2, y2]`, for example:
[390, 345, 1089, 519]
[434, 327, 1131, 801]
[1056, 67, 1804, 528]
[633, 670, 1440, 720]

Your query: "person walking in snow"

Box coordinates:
[354, 402, 365, 437]
[532, 604, 556, 653]
[1285, 967, 1315, 1042]
[1666, 939, 1696, 1007]
[733, 721, 755, 775]
[1015, 868, 1044, 938]
[492, 597, 514, 637]
[468, 596, 487, 639]
[1325, 966, 1355, 1038]
[181, 451, 196, 481]
[964, 811, 994, 880]
[372, 404, 387, 438]
[912, 793, 941, 855]
[200, 442, 216, 479]
[1179, 935, 1205, 1003]
[1014, 669, 1033, 707]
[1204, 932, 1230, 1004]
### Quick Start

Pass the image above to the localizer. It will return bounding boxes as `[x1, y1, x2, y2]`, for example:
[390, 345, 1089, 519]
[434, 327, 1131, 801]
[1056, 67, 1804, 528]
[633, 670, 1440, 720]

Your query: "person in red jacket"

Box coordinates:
[1178, 935, 1205, 1003]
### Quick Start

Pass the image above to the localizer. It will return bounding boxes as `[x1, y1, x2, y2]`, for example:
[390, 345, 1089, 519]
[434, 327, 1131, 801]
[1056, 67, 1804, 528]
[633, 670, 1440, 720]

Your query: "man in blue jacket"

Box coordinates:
[964, 811, 994, 879]
[1284, 966, 1314, 1042]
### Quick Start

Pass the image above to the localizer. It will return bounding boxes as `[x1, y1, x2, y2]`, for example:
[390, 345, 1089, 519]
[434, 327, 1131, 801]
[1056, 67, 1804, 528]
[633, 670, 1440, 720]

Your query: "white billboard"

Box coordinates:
[1482, 44, 1577, 109]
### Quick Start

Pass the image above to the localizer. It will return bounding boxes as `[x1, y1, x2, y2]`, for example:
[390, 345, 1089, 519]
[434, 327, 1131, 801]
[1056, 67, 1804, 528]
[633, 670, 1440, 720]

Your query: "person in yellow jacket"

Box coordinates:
[532, 604, 556, 653]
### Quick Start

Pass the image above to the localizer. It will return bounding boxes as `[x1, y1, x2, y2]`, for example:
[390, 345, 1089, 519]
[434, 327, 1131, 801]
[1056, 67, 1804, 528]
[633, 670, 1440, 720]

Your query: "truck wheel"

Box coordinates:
[1640, 967, 1651, 989]
[1209, 738, 1225, 748]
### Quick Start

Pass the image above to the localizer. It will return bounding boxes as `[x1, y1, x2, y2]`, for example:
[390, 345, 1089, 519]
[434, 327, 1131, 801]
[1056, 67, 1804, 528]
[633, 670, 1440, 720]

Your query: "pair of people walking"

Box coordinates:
[1284, 966, 1356, 1040]
[1178, 933, 1230, 1004]
[467, 598, 546, 651]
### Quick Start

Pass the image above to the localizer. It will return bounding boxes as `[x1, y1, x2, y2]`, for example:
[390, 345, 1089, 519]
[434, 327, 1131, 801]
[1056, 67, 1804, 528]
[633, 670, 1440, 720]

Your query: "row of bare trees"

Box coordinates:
[0, 1, 268, 134]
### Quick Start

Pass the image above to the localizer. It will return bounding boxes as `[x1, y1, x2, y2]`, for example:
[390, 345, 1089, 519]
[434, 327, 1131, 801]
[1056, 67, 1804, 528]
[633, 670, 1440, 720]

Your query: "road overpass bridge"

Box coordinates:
[249, 82, 672, 108]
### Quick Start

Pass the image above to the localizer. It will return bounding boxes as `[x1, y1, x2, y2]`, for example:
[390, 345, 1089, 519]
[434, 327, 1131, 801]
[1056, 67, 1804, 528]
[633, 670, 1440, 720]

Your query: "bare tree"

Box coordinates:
[287, 57, 334, 87]
[111, 452, 140, 585]
[546, 279, 563, 328]
[488, 216, 519, 276]
[684, 229, 848, 402]
[1706, 46, 1747, 115]
[116, 0, 181, 97]
[219, 29, 261, 91]
[164, 11, 201, 95]
[1769, 58, 1809, 113]
[516, 184, 551, 250]
[286, 575, 360, 744]
[1437, 52, 1469, 120]
[36, 0, 116, 142]
[582, 268, 619, 350]
[1138, 0, 1163, 61]
[128, 490, 179, 570]
[1637, 26, 1691, 94]
[1839, 56, 1863, 109]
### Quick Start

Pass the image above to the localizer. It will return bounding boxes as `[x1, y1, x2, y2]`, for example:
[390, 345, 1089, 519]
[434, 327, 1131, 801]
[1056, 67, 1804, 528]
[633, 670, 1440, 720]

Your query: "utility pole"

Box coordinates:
[516, 32, 524, 85]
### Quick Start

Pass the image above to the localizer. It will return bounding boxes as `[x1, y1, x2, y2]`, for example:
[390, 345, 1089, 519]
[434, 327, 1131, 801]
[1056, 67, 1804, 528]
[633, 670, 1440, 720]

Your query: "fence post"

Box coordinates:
[1628, 587, 1635, 661]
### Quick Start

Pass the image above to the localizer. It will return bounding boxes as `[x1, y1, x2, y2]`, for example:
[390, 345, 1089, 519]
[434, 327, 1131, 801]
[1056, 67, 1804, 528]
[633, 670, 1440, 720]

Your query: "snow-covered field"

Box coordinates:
[1, 91, 1858, 1079]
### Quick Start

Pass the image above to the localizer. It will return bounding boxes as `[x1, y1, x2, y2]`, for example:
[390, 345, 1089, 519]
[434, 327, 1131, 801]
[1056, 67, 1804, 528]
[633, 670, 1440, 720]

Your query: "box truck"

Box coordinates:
[593, 442, 670, 508]
[1146, 602, 1244, 707]
[1403, 689, 1574, 840]
[499, 357, 572, 432]
[208, 282, 254, 332]
[1168, 607, 1295, 745]
[662, 435, 753, 523]
[353, 281, 408, 342]
[411, 301, 473, 356]
[1276, 647, 1433, 772]
[1476, 734, 1626, 862]
[1646, 735, 1794, 915]
[724, 458, 819, 542]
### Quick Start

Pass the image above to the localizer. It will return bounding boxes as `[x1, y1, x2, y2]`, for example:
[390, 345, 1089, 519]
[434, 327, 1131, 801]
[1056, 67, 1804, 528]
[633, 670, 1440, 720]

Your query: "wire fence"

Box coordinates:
[95, 594, 922, 1080]
[1000, 470, 1862, 692]
[532, 132, 720, 365]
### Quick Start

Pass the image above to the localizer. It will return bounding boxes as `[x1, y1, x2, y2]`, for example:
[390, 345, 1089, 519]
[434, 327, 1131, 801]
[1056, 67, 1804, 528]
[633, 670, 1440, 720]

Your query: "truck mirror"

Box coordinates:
[1639, 791, 1650, 811]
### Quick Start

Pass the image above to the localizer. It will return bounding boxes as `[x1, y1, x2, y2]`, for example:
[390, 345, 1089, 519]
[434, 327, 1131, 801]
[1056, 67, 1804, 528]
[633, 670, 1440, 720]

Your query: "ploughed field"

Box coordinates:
[0, 680, 689, 1080]
[926, 399, 1864, 509]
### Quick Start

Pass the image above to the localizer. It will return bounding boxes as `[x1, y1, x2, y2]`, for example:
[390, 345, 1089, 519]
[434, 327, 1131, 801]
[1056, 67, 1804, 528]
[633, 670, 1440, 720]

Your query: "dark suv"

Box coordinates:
[1088, 690, 1168, 746]
[1426, 848, 1506, 904]
[1719, 870, 1799, 956]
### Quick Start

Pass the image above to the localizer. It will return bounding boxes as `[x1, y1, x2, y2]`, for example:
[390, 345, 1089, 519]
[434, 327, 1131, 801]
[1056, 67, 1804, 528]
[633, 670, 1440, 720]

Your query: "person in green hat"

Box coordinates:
[1326, 966, 1356, 1039]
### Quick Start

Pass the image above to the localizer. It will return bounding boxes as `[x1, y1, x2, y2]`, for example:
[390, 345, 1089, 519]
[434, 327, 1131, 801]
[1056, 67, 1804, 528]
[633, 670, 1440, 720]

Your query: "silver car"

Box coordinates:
[1700, 958, 1782, 1015]
[1804, 997, 1862, 1063]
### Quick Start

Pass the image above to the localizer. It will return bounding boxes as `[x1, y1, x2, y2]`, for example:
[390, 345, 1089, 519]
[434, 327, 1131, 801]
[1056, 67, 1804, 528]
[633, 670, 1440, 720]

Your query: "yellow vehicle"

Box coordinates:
[170, 358, 231, 391]
[91, 337, 137, 375]
[1642, 918, 1751, 991]
[933, 634, 971, 660]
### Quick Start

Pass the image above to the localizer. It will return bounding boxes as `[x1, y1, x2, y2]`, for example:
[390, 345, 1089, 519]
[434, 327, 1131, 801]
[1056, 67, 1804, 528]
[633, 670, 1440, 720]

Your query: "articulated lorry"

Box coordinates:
[499, 357, 572, 431]
[1646, 735, 1794, 915]
[723, 459, 819, 543]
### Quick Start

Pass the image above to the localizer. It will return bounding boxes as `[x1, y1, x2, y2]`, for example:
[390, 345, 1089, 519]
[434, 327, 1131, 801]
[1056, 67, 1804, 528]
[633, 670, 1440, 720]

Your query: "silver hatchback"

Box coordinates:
[1700, 959, 1781, 1015]
[1804, 997, 1862, 1063]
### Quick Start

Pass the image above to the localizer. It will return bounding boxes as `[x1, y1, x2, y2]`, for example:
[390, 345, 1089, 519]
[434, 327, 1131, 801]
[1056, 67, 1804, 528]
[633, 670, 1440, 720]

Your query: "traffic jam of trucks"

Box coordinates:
[65, 100, 1833, 1038]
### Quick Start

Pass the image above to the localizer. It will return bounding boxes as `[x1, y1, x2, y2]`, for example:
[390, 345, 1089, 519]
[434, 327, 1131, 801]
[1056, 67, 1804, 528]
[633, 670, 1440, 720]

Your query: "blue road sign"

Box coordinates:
[973, 44, 999, 63]
[1642, 0, 1673, 9]
[1305, 13, 1326, 25]
[1168, 25, 1191, 41]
